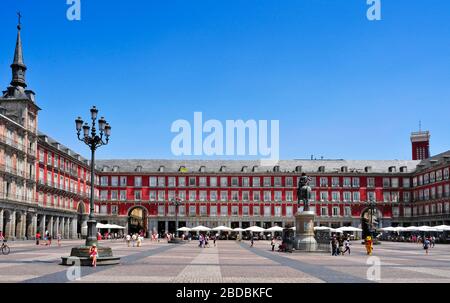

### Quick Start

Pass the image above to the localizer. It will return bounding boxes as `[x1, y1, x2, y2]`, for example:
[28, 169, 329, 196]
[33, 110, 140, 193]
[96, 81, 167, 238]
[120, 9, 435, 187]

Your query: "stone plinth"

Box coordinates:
[61, 246, 120, 266]
[293, 211, 317, 252]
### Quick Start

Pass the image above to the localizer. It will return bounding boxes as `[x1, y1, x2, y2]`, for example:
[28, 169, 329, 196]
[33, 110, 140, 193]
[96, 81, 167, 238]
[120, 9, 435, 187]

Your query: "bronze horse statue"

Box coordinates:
[297, 173, 312, 211]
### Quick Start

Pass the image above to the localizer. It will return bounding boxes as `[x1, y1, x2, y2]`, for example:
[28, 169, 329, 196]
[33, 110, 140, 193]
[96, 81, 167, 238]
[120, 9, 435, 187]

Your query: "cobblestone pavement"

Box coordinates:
[0, 239, 449, 283]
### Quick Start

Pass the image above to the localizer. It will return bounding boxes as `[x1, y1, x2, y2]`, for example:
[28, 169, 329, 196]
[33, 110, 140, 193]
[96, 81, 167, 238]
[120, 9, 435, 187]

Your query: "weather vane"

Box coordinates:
[17, 11, 22, 30]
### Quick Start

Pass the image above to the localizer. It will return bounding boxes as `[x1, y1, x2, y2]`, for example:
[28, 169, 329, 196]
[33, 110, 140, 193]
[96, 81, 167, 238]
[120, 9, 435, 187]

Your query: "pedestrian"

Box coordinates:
[331, 237, 338, 256]
[251, 236, 254, 247]
[431, 236, 436, 248]
[47, 234, 52, 246]
[90, 244, 98, 267]
[213, 235, 217, 247]
[271, 238, 275, 251]
[125, 234, 131, 247]
[35, 231, 41, 245]
[423, 237, 430, 255]
[137, 235, 142, 247]
[0, 231, 4, 242]
[44, 230, 49, 245]
[338, 236, 344, 255]
[131, 234, 137, 247]
[365, 236, 373, 255]
[343, 238, 351, 255]
[57, 233, 62, 246]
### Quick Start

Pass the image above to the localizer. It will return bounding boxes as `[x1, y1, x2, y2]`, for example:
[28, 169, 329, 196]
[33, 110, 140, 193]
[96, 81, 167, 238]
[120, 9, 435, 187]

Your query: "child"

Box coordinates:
[90, 244, 98, 267]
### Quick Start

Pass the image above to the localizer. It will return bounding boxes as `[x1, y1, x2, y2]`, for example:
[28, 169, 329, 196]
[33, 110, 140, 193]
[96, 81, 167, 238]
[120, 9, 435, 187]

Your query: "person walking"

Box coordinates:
[365, 236, 373, 255]
[431, 236, 436, 248]
[250, 236, 254, 247]
[131, 233, 137, 247]
[331, 237, 338, 256]
[338, 236, 344, 255]
[271, 238, 276, 251]
[423, 237, 430, 255]
[343, 238, 351, 255]
[213, 235, 217, 247]
[125, 234, 131, 247]
[57, 233, 62, 247]
[47, 234, 52, 246]
[35, 231, 41, 245]
[90, 244, 98, 267]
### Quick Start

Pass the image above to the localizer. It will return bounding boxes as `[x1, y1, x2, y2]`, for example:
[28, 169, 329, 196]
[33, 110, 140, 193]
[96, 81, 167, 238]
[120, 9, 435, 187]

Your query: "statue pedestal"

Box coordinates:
[293, 211, 317, 252]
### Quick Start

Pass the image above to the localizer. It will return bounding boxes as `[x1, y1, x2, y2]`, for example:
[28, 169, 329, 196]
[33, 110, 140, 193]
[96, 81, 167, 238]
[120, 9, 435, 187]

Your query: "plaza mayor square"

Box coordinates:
[1, 0, 450, 296]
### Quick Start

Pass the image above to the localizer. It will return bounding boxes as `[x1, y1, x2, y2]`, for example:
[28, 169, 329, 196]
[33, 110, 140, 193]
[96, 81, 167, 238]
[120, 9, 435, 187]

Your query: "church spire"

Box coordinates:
[10, 12, 27, 88]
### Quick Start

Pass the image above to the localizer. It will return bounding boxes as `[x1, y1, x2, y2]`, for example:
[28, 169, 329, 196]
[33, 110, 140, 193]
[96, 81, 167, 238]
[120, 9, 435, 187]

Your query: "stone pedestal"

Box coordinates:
[61, 246, 120, 266]
[293, 211, 317, 252]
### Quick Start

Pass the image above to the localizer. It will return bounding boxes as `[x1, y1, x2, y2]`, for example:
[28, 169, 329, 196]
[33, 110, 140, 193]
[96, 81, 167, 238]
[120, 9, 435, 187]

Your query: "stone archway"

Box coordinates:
[77, 202, 88, 239]
[2, 210, 11, 239]
[128, 206, 147, 236]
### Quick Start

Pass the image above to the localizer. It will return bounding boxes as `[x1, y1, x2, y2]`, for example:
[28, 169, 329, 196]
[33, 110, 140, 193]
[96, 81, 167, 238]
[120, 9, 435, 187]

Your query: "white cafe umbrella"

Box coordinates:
[96, 223, 107, 229]
[232, 228, 246, 232]
[177, 227, 191, 232]
[337, 226, 362, 232]
[265, 226, 284, 232]
[330, 228, 343, 233]
[245, 226, 266, 233]
[191, 225, 211, 232]
[380, 227, 397, 232]
[404, 226, 419, 231]
[314, 226, 332, 231]
[435, 225, 450, 231]
[394, 227, 407, 232]
[212, 226, 233, 232]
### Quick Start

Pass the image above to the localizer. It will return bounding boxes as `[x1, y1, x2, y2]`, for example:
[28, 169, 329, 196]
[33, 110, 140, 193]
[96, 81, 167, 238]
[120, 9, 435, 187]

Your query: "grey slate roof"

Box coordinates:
[95, 159, 422, 174]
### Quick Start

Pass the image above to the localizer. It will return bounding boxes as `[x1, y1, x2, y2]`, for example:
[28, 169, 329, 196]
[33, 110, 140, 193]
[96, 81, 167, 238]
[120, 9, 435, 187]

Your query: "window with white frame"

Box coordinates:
[158, 176, 165, 187]
[210, 205, 217, 216]
[436, 170, 443, 181]
[220, 205, 228, 216]
[391, 192, 399, 202]
[332, 177, 340, 187]
[444, 168, 449, 180]
[134, 176, 142, 187]
[392, 207, 399, 217]
[274, 177, 281, 187]
[264, 177, 271, 187]
[100, 190, 108, 200]
[111, 190, 118, 200]
[178, 205, 185, 216]
[403, 178, 410, 188]
[274, 206, 282, 217]
[158, 190, 165, 201]
[320, 177, 328, 187]
[120, 190, 127, 201]
[253, 206, 260, 216]
[383, 192, 391, 202]
[343, 177, 351, 188]
[231, 191, 239, 201]
[111, 176, 118, 186]
[100, 205, 107, 214]
[391, 178, 399, 188]
[264, 206, 271, 217]
[320, 191, 328, 202]
[353, 192, 360, 202]
[200, 191, 207, 201]
[189, 205, 197, 216]
[242, 177, 250, 187]
[220, 191, 228, 202]
[243, 206, 249, 216]
[286, 177, 293, 187]
[418, 175, 423, 186]
[274, 191, 282, 201]
[430, 172, 436, 183]
[189, 177, 196, 186]
[367, 177, 375, 188]
[168, 177, 175, 187]
[220, 177, 228, 187]
[120, 176, 127, 186]
[403, 192, 410, 202]
[231, 206, 239, 216]
[210, 191, 217, 201]
[438, 186, 443, 198]
[199, 177, 207, 187]
[264, 191, 271, 201]
[286, 191, 293, 202]
[200, 206, 207, 216]
[332, 192, 340, 202]
[445, 184, 450, 197]
[332, 206, 340, 217]
[231, 177, 239, 187]
[158, 205, 165, 216]
[149, 191, 156, 201]
[178, 177, 186, 187]
[168, 205, 175, 216]
[135, 190, 142, 200]
[168, 191, 175, 201]
[253, 177, 260, 187]
[321, 207, 328, 217]
[253, 191, 260, 201]
[210, 177, 217, 187]
[424, 174, 429, 184]
[383, 178, 390, 188]
[352, 177, 360, 188]
[286, 206, 293, 217]
[242, 191, 249, 202]
[101, 176, 108, 186]
[309, 191, 316, 202]
[189, 190, 196, 201]
[179, 190, 186, 200]
[111, 205, 118, 215]
[431, 187, 436, 199]
[344, 207, 351, 217]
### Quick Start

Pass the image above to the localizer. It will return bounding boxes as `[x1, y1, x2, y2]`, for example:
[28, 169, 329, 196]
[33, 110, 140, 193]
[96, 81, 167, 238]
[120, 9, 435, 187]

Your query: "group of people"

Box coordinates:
[198, 234, 218, 248]
[125, 233, 144, 247]
[34, 230, 63, 247]
[422, 236, 436, 254]
[331, 236, 352, 256]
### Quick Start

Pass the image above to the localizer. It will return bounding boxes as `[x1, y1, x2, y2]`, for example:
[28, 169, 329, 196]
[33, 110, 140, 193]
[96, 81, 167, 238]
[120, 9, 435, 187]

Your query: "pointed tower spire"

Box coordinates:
[10, 12, 27, 88]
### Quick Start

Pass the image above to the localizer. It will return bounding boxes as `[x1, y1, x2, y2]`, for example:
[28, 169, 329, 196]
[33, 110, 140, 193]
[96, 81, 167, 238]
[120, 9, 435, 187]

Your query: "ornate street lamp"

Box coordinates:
[75, 106, 111, 246]
[366, 198, 377, 238]
[62, 106, 119, 266]
[169, 196, 184, 243]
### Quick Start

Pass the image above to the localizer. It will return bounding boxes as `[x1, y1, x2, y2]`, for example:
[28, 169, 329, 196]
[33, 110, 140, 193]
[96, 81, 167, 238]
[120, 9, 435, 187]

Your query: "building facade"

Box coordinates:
[0, 21, 449, 239]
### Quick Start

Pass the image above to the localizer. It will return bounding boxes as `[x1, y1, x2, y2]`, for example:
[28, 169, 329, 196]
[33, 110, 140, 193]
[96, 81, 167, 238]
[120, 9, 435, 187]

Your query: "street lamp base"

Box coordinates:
[168, 237, 184, 244]
[61, 245, 120, 266]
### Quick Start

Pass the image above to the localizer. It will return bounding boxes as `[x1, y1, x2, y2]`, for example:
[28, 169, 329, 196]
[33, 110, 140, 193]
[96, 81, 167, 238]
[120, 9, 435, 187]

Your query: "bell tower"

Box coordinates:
[410, 122, 430, 160]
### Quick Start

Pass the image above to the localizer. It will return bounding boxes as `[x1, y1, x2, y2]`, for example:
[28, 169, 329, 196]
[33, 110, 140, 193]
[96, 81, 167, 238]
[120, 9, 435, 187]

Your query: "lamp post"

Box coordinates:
[169, 197, 184, 243]
[62, 106, 119, 266]
[367, 198, 377, 238]
[75, 106, 111, 246]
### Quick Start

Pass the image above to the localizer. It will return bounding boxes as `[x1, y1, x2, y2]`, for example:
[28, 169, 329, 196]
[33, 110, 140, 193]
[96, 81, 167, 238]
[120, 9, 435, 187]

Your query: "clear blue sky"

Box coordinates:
[1, 0, 449, 160]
